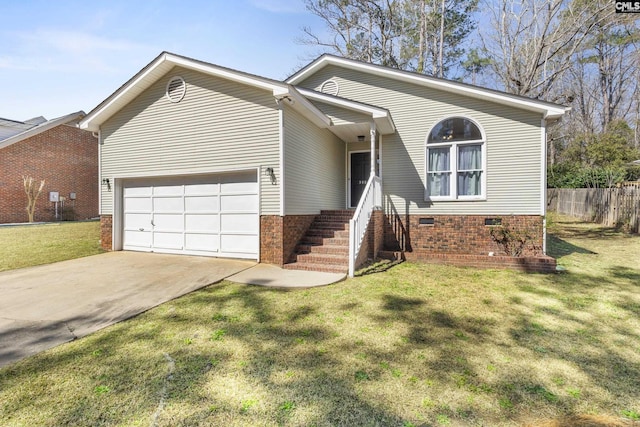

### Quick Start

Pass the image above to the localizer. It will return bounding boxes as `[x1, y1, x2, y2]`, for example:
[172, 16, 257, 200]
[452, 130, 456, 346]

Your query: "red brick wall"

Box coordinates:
[100, 215, 113, 250]
[260, 215, 315, 265]
[283, 215, 316, 263]
[260, 215, 283, 264]
[355, 220, 371, 270]
[372, 210, 384, 258]
[354, 209, 385, 270]
[0, 124, 98, 223]
[384, 214, 544, 257]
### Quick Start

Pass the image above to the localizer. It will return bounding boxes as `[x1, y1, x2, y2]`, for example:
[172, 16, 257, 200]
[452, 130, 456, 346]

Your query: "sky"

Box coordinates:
[0, 0, 327, 121]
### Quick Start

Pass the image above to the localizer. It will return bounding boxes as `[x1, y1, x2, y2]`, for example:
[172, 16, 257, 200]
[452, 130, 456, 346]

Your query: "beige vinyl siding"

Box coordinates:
[347, 141, 372, 152]
[299, 66, 544, 216]
[313, 101, 372, 126]
[100, 66, 280, 215]
[283, 105, 345, 214]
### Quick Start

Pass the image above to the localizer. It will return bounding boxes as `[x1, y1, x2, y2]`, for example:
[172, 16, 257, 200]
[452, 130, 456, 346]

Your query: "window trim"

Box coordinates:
[425, 116, 487, 201]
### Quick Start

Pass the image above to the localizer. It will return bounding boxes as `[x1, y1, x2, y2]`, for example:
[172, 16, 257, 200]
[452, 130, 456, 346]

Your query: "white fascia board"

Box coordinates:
[278, 87, 332, 128]
[544, 106, 572, 120]
[0, 111, 85, 150]
[288, 56, 569, 119]
[168, 54, 283, 92]
[286, 60, 326, 85]
[298, 88, 386, 117]
[297, 87, 395, 134]
[373, 116, 395, 135]
[80, 53, 171, 131]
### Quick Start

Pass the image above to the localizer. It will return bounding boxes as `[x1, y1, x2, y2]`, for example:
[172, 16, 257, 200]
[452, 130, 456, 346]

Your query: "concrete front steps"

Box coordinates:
[284, 210, 353, 273]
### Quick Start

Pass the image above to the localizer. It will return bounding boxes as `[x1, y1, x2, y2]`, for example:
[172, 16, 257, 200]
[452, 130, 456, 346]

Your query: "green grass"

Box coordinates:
[0, 221, 103, 272]
[0, 216, 639, 426]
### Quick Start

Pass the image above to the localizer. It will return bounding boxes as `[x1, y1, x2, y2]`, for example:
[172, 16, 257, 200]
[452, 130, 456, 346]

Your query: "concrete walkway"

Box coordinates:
[0, 252, 255, 367]
[227, 264, 346, 288]
[0, 252, 345, 367]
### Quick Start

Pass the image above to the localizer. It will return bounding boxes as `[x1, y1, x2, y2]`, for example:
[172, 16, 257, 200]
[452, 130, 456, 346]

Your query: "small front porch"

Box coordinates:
[263, 89, 396, 276]
[282, 207, 385, 276]
[285, 121, 386, 276]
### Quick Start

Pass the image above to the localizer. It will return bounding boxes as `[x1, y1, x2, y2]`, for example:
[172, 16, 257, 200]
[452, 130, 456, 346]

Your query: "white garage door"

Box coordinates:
[122, 172, 258, 259]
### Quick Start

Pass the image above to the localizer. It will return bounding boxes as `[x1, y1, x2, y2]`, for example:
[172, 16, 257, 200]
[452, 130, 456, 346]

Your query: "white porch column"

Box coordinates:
[370, 122, 377, 176]
[378, 132, 383, 179]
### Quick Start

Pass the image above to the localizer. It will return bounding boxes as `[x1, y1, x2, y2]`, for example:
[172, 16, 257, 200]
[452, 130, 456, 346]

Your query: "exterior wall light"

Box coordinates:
[264, 167, 276, 185]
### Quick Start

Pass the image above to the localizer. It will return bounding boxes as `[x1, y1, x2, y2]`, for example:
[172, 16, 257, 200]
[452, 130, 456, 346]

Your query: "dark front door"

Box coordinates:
[350, 152, 370, 208]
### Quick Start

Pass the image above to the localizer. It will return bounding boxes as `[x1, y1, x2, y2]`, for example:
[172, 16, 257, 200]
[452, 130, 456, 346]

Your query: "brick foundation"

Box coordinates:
[101, 212, 553, 272]
[260, 215, 315, 265]
[100, 215, 113, 250]
[384, 214, 544, 257]
[372, 210, 385, 259]
[382, 214, 554, 273]
[260, 216, 282, 264]
[355, 209, 385, 270]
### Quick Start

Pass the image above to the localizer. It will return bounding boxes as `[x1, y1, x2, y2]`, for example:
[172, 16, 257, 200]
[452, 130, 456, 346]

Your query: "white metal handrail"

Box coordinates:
[348, 173, 382, 277]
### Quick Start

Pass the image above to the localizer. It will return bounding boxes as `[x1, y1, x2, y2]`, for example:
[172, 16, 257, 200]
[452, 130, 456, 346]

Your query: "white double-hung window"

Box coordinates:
[426, 117, 486, 200]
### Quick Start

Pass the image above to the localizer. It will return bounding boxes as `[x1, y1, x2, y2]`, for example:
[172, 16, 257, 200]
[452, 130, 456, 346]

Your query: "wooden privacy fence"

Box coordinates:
[547, 186, 640, 234]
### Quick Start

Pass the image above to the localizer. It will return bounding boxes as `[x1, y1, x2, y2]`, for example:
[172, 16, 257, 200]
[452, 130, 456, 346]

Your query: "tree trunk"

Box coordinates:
[23, 176, 45, 223]
[438, 0, 445, 78]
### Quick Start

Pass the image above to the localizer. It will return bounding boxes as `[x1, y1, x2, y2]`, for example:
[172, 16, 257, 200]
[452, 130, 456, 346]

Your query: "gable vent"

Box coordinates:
[320, 79, 339, 96]
[166, 76, 186, 103]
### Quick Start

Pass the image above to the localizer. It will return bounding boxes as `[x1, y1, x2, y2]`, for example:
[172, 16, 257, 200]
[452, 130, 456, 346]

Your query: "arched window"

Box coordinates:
[426, 117, 485, 200]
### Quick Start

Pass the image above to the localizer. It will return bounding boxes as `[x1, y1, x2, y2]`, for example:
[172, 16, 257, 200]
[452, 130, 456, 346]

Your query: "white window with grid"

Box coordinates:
[425, 117, 486, 201]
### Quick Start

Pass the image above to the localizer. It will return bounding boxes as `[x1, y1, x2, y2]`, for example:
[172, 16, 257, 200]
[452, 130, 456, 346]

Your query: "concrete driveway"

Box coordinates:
[0, 252, 255, 367]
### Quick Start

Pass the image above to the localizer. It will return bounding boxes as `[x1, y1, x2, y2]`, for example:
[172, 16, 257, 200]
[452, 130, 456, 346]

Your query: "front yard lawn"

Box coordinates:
[0, 216, 638, 426]
[0, 221, 103, 272]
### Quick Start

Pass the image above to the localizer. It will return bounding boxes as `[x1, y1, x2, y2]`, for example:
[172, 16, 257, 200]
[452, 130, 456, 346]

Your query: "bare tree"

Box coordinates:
[550, 0, 639, 168]
[479, 0, 613, 100]
[588, 10, 639, 131]
[400, 0, 477, 77]
[300, 0, 477, 78]
[635, 93, 640, 148]
[300, 0, 402, 67]
[23, 176, 45, 223]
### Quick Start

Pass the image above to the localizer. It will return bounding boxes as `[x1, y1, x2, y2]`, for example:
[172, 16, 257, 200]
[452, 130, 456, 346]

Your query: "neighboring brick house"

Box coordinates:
[0, 111, 98, 223]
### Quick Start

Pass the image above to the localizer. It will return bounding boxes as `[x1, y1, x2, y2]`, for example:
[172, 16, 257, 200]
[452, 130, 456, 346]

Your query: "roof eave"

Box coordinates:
[296, 87, 395, 134]
[79, 52, 170, 131]
[279, 86, 332, 128]
[287, 55, 569, 120]
[80, 52, 296, 132]
[544, 106, 572, 121]
[0, 111, 86, 150]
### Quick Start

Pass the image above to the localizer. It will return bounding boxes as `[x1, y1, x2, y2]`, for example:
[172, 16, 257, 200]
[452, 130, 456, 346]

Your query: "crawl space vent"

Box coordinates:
[320, 79, 339, 96]
[166, 76, 186, 103]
